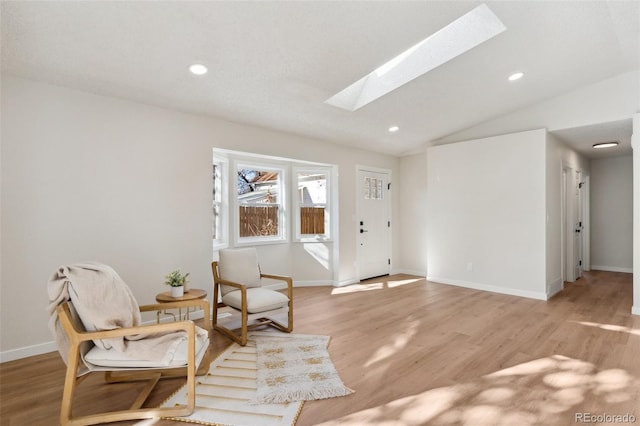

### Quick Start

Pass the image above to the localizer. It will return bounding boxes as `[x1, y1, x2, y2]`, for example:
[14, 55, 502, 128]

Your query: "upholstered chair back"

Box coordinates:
[217, 248, 262, 296]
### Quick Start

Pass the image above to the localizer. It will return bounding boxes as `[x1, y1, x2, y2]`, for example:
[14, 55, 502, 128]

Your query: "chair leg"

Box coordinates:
[60, 345, 82, 425]
[60, 355, 199, 425]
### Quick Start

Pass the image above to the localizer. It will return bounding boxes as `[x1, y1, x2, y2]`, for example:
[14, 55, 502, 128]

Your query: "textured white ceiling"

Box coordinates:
[2, 1, 638, 157]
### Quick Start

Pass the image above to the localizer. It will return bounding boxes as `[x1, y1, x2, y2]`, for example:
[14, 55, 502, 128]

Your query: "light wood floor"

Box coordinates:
[1, 271, 638, 425]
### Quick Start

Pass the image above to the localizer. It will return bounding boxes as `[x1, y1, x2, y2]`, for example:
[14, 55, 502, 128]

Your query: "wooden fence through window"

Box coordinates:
[300, 207, 325, 235]
[239, 205, 278, 237]
[239, 205, 325, 237]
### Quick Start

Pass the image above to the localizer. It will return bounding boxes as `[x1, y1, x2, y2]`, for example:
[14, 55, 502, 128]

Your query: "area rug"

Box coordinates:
[160, 338, 303, 426]
[252, 333, 354, 404]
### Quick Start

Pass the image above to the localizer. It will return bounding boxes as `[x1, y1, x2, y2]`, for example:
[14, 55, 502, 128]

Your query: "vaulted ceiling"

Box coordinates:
[2, 1, 638, 157]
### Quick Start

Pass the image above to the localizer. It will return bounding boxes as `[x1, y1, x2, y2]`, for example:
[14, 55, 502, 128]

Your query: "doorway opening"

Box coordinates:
[562, 165, 589, 284]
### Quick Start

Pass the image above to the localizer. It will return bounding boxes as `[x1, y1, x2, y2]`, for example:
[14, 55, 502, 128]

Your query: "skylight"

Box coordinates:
[325, 4, 507, 111]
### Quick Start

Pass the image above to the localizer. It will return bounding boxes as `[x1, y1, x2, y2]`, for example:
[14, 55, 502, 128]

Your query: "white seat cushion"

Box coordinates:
[83, 326, 209, 368]
[222, 288, 289, 314]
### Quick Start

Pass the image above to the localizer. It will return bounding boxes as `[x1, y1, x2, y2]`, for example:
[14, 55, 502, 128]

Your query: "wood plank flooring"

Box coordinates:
[1, 271, 638, 425]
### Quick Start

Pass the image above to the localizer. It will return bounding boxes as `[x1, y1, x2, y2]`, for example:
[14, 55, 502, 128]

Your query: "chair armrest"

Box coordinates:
[55, 303, 198, 344]
[260, 273, 293, 300]
[214, 278, 248, 291]
[260, 273, 293, 287]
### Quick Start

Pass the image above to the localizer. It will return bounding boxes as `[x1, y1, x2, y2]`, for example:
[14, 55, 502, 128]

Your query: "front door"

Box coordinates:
[357, 168, 391, 280]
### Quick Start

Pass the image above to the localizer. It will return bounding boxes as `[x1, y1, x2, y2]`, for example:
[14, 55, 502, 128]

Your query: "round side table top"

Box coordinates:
[155, 288, 207, 303]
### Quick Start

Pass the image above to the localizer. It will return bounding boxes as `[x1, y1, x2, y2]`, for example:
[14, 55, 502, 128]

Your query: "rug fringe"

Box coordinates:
[255, 384, 354, 404]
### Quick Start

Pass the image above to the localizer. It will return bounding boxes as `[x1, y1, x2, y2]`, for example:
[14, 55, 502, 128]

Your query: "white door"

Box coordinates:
[563, 166, 583, 283]
[357, 168, 390, 280]
[574, 171, 583, 279]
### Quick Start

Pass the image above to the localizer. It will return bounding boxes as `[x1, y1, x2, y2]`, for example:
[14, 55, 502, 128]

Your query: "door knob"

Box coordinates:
[360, 229, 368, 233]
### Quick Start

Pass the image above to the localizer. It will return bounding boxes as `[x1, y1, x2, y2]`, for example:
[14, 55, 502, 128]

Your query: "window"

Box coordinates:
[212, 158, 228, 249]
[364, 176, 384, 200]
[295, 169, 330, 240]
[236, 163, 286, 243]
[212, 148, 336, 249]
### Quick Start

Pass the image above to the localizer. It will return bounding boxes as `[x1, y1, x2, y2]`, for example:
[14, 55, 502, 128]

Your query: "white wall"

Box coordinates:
[0, 75, 399, 359]
[396, 152, 428, 276]
[426, 129, 548, 299]
[437, 71, 640, 145]
[546, 135, 563, 295]
[590, 156, 633, 273]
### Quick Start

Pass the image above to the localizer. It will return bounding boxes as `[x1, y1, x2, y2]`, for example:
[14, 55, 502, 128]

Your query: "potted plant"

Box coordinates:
[165, 270, 190, 297]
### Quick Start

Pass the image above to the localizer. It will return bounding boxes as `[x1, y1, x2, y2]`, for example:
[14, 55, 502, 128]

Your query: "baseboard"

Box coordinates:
[591, 265, 633, 273]
[426, 276, 548, 301]
[336, 278, 359, 287]
[546, 277, 564, 299]
[632, 306, 640, 316]
[0, 341, 58, 363]
[391, 268, 427, 277]
[292, 280, 335, 287]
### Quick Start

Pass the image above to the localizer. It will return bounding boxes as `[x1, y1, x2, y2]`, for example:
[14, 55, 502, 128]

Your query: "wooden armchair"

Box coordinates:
[55, 299, 210, 426]
[48, 262, 211, 426]
[211, 248, 293, 346]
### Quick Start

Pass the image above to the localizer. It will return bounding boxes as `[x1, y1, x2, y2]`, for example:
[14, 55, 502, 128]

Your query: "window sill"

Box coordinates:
[295, 236, 333, 243]
[235, 237, 289, 247]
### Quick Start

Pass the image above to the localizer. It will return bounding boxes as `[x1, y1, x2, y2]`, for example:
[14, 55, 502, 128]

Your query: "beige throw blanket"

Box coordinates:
[47, 262, 198, 372]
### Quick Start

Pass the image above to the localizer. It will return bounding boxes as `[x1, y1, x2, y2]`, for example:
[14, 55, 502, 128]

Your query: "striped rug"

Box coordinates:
[160, 338, 303, 426]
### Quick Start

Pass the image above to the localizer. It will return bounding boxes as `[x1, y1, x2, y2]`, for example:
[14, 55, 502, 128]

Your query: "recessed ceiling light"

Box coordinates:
[189, 64, 208, 75]
[592, 142, 619, 149]
[325, 4, 506, 111]
[508, 72, 524, 81]
[388, 126, 400, 132]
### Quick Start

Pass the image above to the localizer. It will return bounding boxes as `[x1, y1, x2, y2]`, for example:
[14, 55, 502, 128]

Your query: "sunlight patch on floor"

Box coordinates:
[364, 321, 418, 367]
[331, 277, 422, 295]
[387, 278, 423, 287]
[573, 320, 640, 336]
[331, 283, 384, 295]
[316, 355, 639, 426]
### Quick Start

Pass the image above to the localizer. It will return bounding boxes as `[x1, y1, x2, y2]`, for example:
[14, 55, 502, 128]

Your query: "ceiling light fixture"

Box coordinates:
[325, 4, 506, 111]
[189, 64, 208, 75]
[508, 71, 524, 81]
[388, 126, 400, 132]
[592, 142, 619, 149]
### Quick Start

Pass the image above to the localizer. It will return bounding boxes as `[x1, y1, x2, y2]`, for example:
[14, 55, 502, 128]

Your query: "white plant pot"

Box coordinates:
[171, 286, 184, 298]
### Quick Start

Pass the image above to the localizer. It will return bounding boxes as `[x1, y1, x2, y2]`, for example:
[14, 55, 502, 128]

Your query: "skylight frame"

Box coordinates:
[325, 4, 507, 112]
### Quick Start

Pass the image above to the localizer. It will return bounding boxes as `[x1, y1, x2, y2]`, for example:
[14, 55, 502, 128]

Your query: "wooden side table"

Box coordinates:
[155, 289, 207, 322]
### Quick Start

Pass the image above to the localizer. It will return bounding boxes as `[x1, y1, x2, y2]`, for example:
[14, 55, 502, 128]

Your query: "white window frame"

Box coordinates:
[293, 167, 332, 242]
[233, 160, 287, 246]
[212, 156, 229, 250]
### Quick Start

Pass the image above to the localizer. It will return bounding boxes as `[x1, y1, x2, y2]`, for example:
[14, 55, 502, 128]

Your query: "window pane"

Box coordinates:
[237, 167, 281, 239]
[300, 207, 325, 234]
[212, 205, 219, 239]
[213, 164, 220, 202]
[237, 169, 279, 203]
[298, 173, 326, 204]
[239, 205, 279, 237]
